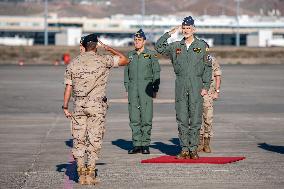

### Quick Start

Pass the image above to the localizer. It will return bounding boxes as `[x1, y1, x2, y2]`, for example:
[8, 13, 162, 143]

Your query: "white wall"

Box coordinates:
[55, 28, 82, 46]
[258, 30, 273, 47]
[247, 30, 273, 47]
[0, 36, 34, 46]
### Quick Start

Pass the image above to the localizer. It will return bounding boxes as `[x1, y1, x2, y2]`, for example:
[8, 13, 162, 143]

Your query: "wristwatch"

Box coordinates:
[216, 89, 220, 93]
[62, 105, 68, 110]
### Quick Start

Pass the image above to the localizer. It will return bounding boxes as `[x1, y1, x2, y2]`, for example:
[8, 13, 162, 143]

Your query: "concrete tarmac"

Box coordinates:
[0, 64, 283, 189]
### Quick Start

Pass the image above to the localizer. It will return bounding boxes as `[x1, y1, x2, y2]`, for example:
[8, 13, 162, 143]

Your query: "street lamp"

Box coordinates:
[141, 0, 145, 29]
[44, 0, 48, 46]
[235, 0, 243, 47]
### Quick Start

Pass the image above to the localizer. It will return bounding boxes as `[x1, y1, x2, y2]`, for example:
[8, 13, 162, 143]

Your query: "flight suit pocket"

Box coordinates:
[144, 62, 153, 79]
[172, 61, 182, 75]
[194, 57, 204, 76]
[128, 62, 136, 80]
[173, 53, 183, 74]
[175, 79, 184, 101]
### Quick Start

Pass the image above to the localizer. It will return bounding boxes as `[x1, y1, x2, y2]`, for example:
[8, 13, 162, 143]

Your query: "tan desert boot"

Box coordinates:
[85, 167, 100, 185]
[203, 137, 212, 153]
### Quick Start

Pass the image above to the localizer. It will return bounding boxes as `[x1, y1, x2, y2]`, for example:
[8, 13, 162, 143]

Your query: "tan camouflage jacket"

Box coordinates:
[64, 51, 119, 106]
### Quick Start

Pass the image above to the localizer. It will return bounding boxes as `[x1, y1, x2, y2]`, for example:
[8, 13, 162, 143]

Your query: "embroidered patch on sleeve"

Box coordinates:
[176, 48, 182, 54]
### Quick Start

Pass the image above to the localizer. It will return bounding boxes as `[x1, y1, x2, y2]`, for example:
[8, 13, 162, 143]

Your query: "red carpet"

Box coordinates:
[141, 156, 245, 164]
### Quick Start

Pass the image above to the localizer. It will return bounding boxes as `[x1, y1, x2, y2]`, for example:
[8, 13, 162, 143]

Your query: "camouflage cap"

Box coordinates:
[80, 34, 88, 44]
[82, 33, 98, 48]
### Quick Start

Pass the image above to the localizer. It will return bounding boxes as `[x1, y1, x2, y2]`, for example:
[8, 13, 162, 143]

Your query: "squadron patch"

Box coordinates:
[129, 56, 133, 62]
[176, 48, 182, 54]
[207, 55, 212, 62]
[143, 54, 151, 59]
[193, 48, 202, 53]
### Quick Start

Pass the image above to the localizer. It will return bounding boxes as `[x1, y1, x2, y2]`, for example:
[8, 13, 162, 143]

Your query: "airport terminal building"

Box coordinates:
[0, 14, 283, 46]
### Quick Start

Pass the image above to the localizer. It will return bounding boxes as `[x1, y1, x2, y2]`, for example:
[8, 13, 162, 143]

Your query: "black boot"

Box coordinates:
[128, 146, 142, 154]
[141, 146, 150, 154]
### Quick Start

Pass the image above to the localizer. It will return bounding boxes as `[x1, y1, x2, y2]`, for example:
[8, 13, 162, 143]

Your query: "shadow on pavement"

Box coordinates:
[112, 138, 181, 155]
[55, 139, 106, 183]
[56, 161, 79, 183]
[65, 139, 73, 148]
[112, 139, 132, 151]
[169, 138, 180, 146]
[151, 138, 181, 155]
[258, 143, 284, 154]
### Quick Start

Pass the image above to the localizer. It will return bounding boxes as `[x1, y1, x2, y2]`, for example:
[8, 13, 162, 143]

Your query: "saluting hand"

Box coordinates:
[98, 39, 111, 51]
[168, 25, 181, 35]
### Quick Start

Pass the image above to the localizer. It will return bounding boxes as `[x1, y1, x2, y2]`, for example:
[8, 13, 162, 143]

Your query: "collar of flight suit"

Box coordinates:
[132, 47, 150, 56]
[179, 36, 198, 47]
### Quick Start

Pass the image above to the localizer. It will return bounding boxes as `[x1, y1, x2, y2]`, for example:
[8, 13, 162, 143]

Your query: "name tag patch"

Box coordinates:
[193, 48, 202, 53]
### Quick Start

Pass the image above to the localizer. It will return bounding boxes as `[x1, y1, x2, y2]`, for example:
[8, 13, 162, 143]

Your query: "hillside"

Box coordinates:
[0, 0, 283, 17]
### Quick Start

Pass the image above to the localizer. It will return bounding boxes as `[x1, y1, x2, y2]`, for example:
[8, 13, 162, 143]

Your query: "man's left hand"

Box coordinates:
[153, 92, 157, 98]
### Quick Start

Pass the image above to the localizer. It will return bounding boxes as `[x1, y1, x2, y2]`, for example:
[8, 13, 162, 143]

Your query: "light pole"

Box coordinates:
[141, 0, 145, 29]
[235, 0, 242, 47]
[44, 0, 48, 46]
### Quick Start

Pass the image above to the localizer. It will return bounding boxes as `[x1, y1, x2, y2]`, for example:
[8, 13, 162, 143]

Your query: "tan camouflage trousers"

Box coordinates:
[201, 92, 214, 138]
[71, 102, 107, 168]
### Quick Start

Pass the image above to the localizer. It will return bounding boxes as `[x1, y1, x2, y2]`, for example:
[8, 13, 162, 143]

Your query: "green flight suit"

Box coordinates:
[124, 48, 161, 147]
[155, 33, 212, 152]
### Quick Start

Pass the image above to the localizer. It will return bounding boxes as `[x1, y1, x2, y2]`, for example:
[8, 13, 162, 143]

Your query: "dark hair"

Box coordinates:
[85, 41, 97, 52]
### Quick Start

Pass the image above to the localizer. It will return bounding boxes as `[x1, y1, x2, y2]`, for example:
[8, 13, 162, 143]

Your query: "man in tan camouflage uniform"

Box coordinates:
[63, 33, 128, 185]
[198, 43, 222, 153]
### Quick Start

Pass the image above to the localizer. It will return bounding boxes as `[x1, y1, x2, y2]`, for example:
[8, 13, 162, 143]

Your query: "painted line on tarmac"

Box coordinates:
[109, 99, 175, 103]
[212, 169, 230, 172]
[147, 153, 169, 156]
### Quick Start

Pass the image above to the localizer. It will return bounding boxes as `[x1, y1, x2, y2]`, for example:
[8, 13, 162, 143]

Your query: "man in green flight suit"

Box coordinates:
[155, 16, 212, 159]
[124, 29, 161, 154]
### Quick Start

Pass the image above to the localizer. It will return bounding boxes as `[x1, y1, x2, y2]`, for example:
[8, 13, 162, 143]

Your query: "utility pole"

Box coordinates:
[44, 0, 48, 46]
[141, 0, 145, 29]
[235, 0, 242, 47]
